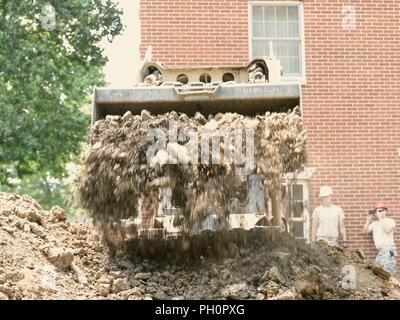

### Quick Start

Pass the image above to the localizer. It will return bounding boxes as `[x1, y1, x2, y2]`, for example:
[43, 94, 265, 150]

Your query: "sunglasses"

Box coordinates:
[375, 209, 386, 213]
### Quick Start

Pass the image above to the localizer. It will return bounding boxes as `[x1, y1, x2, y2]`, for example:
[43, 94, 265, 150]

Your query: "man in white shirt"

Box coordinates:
[363, 202, 397, 276]
[311, 186, 348, 247]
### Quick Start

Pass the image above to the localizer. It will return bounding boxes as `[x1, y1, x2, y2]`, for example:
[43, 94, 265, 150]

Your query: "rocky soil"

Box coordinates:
[1, 192, 400, 300]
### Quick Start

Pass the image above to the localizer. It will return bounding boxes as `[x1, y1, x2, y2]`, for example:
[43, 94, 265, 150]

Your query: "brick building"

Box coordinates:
[139, 0, 400, 260]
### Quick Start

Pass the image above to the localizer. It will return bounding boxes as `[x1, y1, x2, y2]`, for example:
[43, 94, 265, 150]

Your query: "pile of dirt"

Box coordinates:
[77, 109, 307, 229]
[0, 193, 110, 299]
[1, 192, 399, 300]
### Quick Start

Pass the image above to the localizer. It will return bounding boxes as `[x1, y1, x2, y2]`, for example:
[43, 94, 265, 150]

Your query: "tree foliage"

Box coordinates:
[0, 0, 123, 183]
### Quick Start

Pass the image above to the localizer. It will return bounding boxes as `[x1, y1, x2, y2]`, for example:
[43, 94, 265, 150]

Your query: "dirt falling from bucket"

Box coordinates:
[77, 108, 307, 250]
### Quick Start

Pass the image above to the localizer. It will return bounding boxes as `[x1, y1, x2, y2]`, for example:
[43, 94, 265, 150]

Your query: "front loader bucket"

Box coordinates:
[87, 58, 303, 246]
[92, 82, 300, 123]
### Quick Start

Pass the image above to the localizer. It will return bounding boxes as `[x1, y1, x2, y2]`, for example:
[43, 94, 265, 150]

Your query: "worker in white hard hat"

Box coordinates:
[311, 186, 348, 248]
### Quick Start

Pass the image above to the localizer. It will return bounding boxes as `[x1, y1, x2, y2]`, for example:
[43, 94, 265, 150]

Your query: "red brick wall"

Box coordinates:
[302, 0, 400, 261]
[140, 0, 400, 262]
[140, 0, 249, 66]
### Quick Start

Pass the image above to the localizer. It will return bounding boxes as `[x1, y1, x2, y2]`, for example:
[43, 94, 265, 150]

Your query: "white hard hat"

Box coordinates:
[319, 186, 333, 197]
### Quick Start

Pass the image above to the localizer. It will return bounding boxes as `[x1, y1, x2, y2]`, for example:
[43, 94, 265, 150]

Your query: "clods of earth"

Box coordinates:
[1, 192, 400, 300]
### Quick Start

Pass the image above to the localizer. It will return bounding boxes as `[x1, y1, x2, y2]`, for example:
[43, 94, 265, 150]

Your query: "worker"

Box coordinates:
[363, 202, 397, 277]
[311, 186, 348, 247]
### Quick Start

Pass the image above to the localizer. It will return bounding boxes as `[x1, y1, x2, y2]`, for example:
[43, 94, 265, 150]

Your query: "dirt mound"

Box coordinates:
[0, 192, 109, 299]
[122, 228, 400, 300]
[1, 192, 399, 300]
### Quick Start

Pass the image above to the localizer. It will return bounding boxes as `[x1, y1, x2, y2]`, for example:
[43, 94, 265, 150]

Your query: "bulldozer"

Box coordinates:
[89, 57, 301, 246]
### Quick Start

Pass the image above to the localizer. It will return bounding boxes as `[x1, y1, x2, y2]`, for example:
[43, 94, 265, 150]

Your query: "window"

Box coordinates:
[250, 2, 304, 78]
[285, 181, 310, 241]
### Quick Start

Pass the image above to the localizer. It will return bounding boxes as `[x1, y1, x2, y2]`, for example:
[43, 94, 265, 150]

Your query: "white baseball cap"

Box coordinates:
[319, 186, 333, 197]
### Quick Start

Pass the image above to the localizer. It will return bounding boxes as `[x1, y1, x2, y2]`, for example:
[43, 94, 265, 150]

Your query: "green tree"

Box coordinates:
[0, 0, 123, 184]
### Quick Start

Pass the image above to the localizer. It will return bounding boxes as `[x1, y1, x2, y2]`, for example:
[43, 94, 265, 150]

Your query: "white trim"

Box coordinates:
[299, 79, 304, 117]
[284, 179, 310, 242]
[248, 1, 307, 85]
[283, 165, 315, 243]
[250, 0, 305, 4]
[299, 2, 307, 85]
[302, 182, 310, 243]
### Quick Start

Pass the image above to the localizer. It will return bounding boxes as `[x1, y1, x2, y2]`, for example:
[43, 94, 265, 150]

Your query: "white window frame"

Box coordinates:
[283, 167, 315, 243]
[284, 180, 310, 242]
[248, 1, 307, 84]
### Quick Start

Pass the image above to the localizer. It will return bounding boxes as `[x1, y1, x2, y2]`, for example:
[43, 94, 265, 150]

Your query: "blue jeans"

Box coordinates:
[375, 246, 397, 277]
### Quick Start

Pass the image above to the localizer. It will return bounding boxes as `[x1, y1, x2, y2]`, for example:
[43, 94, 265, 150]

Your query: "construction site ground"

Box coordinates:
[1, 192, 400, 300]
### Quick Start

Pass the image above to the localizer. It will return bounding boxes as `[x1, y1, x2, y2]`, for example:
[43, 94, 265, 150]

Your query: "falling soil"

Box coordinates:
[77, 109, 307, 234]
